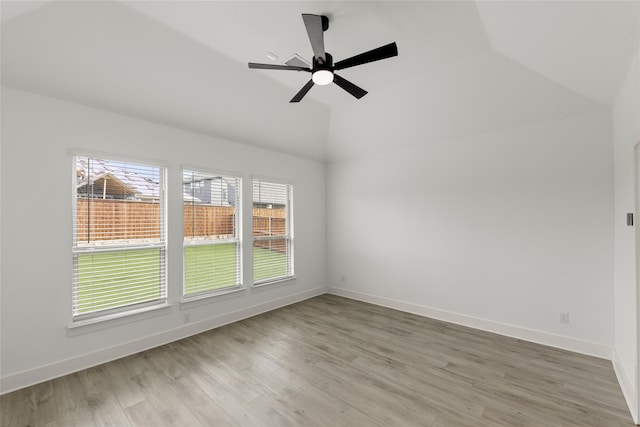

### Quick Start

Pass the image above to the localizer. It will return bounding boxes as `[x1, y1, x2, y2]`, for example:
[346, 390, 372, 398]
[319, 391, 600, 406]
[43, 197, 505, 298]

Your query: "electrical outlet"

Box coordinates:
[184, 313, 191, 323]
[560, 312, 570, 324]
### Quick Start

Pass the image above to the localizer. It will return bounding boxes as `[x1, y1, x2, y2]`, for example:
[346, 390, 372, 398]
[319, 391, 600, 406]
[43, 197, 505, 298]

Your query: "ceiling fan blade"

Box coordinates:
[290, 80, 315, 103]
[333, 74, 368, 99]
[302, 14, 327, 63]
[334, 42, 398, 71]
[248, 63, 310, 71]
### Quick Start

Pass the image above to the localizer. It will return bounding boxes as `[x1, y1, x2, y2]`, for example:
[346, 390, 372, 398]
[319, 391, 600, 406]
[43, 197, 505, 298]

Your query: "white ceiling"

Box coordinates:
[2, 1, 639, 161]
[475, 1, 640, 106]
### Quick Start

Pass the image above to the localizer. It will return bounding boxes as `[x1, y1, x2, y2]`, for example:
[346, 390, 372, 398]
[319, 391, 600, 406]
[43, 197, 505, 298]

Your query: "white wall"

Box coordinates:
[327, 111, 615, 355]
[0, 87, 326, 392]
[613, 48, 640, 422]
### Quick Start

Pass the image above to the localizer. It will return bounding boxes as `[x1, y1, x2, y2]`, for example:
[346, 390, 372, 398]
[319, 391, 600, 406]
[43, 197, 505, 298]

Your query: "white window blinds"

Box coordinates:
[72, 156, 167, 319]
[252, 179, 293, 284]
[183, 170, 242, 297]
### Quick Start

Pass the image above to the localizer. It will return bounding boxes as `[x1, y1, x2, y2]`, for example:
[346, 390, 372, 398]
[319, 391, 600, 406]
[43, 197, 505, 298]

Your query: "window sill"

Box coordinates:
[180, 286, 246, 308]
[252, 276, 296, 288]
[67, 302, 171, 334]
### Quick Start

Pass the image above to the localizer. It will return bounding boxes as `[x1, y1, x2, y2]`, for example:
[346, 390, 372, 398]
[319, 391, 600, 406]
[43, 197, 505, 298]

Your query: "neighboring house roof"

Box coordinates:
[76, 157, 160, 200]
[76, 158, 287, 205]
[77, 158, 206, 203]
[77, 172, 137, 198]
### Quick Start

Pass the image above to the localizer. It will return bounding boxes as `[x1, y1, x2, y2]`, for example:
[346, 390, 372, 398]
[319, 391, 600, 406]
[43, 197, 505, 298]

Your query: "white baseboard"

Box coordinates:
[327, 286, 612, 360]
[613, 348, 639, 424]
[0, 286, 325, 395]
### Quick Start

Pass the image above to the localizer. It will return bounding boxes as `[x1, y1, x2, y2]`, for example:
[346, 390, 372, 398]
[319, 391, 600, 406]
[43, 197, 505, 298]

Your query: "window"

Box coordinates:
[72, 156, 167, 321]
[183, 170, 242, 297]
[252, 179, 293, 284]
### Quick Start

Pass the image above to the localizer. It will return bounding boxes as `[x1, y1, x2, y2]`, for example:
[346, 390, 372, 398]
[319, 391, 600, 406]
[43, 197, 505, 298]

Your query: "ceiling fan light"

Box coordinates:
[312, 69, 334, 85]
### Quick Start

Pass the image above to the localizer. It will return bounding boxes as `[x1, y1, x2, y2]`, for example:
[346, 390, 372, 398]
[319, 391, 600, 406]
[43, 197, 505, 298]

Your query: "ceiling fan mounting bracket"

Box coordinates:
[313, 52, 333, 69]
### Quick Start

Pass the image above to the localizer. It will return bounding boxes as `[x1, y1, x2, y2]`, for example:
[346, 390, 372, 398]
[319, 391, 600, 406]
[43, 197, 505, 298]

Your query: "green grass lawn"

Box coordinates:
[75, 248, 163, 314]
[184, 243, 238, 295]
[76, 244, 287, 314]
[252, 246, 289, 283]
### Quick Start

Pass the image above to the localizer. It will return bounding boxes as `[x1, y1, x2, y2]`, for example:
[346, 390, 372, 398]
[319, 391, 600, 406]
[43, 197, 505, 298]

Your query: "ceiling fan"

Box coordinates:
[248, 14, 398, 103]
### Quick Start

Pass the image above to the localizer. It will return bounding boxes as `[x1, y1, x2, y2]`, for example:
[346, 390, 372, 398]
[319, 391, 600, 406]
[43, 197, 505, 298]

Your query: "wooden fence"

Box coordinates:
[76, 198, 286, 243]
[76, 199, 160, 242]
[184, 205, 236, 238]
[253, 207, 287, 253]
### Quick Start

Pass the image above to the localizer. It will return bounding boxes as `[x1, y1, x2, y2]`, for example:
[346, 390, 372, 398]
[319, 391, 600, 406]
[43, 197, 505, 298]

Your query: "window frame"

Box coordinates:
[252, 177, 294, 286]
[71, 153, 168, 324]
[182, 168, 243, 301]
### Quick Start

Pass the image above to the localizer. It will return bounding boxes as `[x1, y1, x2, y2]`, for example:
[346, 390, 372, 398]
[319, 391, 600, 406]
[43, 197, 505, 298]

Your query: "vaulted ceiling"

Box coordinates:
[2, 1, 639, 161]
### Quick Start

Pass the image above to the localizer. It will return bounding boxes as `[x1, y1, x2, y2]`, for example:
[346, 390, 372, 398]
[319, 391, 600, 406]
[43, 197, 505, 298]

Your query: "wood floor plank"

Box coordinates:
[267, 366, 387, 427]
[76, 365, 131, 426]
[0, 387, 25, 427]
[170, 376, 237, 426]
[123, 352, 203, 426]
[122, 400, 165, 426]
[168, 338, 231, 399]
[50, 373, 94, 427]
[189, 348, 267, 402]
[100, 358, 146, 410]
[315, 372, 434, 426]
[1, 294, 635, 426]
[214, 390, 266, 426]
[249, 391, 306, 426]
[24, 381, 59, 427]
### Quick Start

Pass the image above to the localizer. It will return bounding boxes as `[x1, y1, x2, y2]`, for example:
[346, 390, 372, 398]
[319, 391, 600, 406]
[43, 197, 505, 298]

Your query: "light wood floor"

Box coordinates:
[1, 294, 635, 426]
